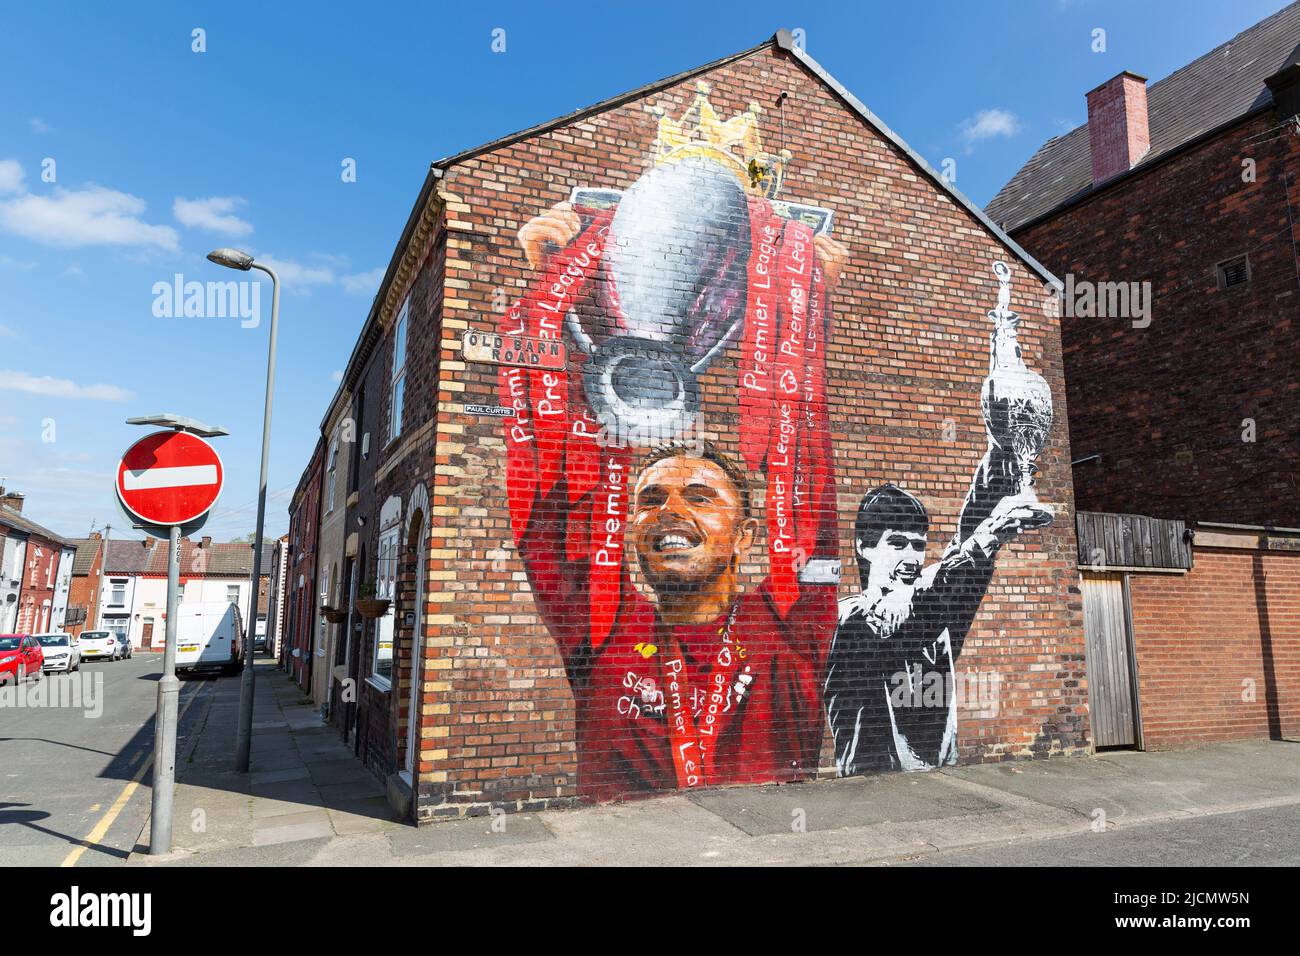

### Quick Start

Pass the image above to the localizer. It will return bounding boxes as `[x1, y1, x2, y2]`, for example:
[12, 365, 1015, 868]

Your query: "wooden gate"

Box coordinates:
[1080, 574, 1140, 748]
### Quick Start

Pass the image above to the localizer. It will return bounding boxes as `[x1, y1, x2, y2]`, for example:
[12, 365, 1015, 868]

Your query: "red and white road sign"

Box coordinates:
[116, 431, 224, 527]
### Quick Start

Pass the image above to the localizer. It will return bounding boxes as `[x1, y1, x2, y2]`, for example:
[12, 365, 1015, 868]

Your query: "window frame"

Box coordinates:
[387, 296, 410, 446]
[325, 435, 339, 513]
[367, 525, 399, 691]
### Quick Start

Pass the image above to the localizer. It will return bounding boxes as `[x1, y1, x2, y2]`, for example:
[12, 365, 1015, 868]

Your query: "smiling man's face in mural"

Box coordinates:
[859, 529, 926, 589]
[630, 447, 757, 616]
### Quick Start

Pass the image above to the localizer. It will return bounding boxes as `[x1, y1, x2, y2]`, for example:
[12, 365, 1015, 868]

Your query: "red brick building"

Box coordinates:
[990, 4, 1300, 750]
[67, 532, 107, 637]
[283, 438, 325, 689]
[0, 490, 76, 635]
[300, 31, 1091, 822]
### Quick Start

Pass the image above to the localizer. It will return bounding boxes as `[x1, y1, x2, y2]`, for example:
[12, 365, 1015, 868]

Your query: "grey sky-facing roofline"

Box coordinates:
[318, 29, 1066, 441]
[774, 31, 1061, 289]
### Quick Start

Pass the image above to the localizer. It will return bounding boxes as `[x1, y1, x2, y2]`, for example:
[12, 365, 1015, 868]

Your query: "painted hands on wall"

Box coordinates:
[520, 200, 850, 289]
[977, 490, 1054, 550]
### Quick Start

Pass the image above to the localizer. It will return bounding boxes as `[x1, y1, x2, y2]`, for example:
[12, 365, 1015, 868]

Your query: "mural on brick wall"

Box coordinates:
[826, 261, 1054, 774]
[496, 83, 1053, 800]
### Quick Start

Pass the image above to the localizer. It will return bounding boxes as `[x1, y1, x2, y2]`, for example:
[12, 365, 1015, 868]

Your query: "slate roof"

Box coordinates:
[987, 1, 1300, 232]
[103, 538, 161, 574]
[102, 538, 273, 577]
[0, 504, 75, 549]
[70, 538, 101, 576]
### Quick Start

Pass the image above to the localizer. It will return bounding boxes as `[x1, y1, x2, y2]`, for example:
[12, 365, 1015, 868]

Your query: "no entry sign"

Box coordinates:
[116, 430, 224, 527]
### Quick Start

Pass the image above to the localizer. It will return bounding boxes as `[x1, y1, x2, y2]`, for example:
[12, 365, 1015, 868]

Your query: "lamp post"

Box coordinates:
[208, 248, 280, 774]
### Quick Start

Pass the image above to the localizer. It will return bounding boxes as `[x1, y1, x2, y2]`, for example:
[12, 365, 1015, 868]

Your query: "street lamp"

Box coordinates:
[209, 247, 280, 774]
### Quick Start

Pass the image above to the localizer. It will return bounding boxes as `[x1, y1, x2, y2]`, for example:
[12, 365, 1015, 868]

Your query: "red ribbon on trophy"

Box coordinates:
[502, 200, 833, 647]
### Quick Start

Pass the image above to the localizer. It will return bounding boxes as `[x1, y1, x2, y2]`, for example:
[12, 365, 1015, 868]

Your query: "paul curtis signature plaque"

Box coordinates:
[463, 328, 567, 370]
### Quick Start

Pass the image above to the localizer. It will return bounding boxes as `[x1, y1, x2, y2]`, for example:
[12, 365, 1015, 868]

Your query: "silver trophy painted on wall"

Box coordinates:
[980, 261, 1054, 499]
[564, 82, 833, 446]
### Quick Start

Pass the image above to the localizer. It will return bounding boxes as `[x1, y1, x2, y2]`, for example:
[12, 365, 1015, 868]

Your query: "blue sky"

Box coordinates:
[0, 0, 1289, 543]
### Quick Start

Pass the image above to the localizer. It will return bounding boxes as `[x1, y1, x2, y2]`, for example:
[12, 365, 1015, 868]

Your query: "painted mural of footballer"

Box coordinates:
[501, 86, 848, 800]
[824, 261, 1055, 775]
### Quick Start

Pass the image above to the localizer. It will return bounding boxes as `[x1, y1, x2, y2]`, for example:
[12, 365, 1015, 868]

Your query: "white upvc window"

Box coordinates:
[388, 297, 409, 444]
[326, 436, 339, 513]
[370, 525, 398, 688]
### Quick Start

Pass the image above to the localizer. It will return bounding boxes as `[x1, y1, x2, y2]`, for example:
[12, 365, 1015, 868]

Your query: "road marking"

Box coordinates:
[60, 682, 205, 868]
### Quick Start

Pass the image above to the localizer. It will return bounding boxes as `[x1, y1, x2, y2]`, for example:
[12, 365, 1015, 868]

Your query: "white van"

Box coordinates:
[175, 602, 244, 676]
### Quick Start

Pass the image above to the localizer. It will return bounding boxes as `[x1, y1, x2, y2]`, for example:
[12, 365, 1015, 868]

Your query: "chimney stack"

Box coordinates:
[201, 536, 212, 549]
[1086, 71, 1150, 186]
[0, 488, 24, 512]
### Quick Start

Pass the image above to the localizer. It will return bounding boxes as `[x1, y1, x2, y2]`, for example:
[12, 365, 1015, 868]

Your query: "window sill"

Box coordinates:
[366, 673, 392, 694]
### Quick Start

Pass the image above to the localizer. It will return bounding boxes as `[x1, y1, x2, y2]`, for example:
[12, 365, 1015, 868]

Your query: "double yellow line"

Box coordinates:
[61, 683, 207, 867]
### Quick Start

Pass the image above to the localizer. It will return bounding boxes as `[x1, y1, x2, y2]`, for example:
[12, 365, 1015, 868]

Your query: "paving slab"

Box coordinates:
[307, 758, 373, 786]
[386, 814, 554, 856]
[687, 772, 1004, 836]
[943, 741, 1300, 823]
[251, 766, 311, 786]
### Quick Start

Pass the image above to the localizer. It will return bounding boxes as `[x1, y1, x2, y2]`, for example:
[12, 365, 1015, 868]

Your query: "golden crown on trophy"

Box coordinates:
[650, 81, 792, 199]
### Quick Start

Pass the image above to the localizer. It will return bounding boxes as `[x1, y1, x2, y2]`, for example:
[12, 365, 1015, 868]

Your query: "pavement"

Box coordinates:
[132, 658, 403, 863]
[118, 659, 1300, 866]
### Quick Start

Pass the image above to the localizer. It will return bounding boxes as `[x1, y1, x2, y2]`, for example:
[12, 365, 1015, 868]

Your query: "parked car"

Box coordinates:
[0, 634, 44, 684]
[114, 633, 133, 660]
[35, 632, 80, 673]
[78, 630, 120, 662]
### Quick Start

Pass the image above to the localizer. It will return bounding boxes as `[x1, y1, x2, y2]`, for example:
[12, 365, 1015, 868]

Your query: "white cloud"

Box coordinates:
[173, 195, 253, 236]
[256, 254, 336, 287]
[0, 168, 178, 251]
[0, 159, 25, 195]
[0, 369, 133, 401]
[341, 266, 385, 295]
[29, 117, 52, 135]
[330, 369, 343, 383]
[0, 324, 15, 337]
[959, 108, 1023, 152]
[250, 255, 382, 295]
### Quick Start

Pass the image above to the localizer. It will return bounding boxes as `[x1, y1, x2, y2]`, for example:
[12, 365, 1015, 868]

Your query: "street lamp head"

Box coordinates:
[207, 247, 255, 271]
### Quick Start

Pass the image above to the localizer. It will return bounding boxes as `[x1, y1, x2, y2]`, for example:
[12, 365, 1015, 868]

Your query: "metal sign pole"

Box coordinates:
[149, 522, 182, 855]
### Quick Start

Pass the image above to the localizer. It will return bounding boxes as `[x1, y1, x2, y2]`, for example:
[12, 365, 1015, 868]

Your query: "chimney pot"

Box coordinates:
[1086, 71, 1150, 186]
[201, 536, 212, 549]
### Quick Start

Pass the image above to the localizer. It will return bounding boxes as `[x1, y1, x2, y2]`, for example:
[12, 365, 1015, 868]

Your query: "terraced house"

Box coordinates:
[290, 30, 1094, 822]
[989, 3, 1300, 751]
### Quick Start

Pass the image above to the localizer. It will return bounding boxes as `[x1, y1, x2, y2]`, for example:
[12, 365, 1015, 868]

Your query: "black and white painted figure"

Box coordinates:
[824, 260, 1055, 775]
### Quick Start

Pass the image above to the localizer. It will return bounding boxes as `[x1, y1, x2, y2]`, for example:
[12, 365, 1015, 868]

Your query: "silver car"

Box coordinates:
[36, 632, 81, 672]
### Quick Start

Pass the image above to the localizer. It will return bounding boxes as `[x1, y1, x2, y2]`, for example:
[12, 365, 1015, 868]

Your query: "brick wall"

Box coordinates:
[395, 43, 1088, 818]
[67, 538, 103, 637]
[1015, 110, 1300, 526]
[1128, 544, 1300, 746]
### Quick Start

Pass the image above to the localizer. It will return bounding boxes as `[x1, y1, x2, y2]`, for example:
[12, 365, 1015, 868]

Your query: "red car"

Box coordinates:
[0, 634, 44, 685]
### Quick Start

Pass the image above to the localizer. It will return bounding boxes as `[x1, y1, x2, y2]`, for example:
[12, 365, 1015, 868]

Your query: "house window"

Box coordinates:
[326, 436, 339, 513]
[227, 585, 240, 605]
[388, 297, 409, 443]
[372, 526, 398, 686]
[110, 580, 126, 607]
[1215, 254, 1250, 290]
